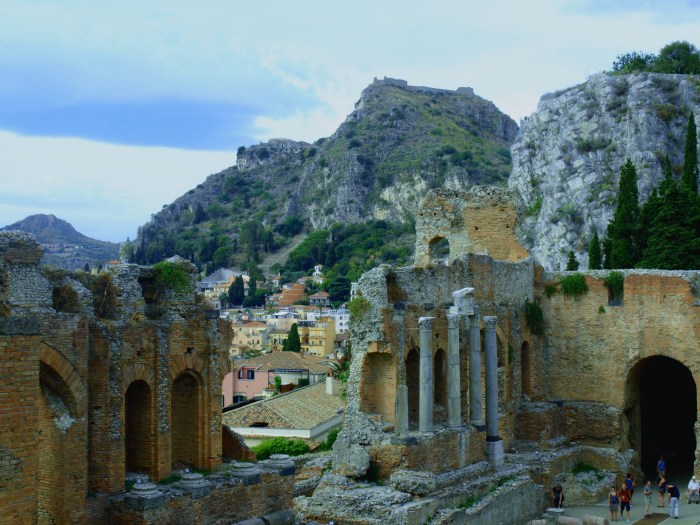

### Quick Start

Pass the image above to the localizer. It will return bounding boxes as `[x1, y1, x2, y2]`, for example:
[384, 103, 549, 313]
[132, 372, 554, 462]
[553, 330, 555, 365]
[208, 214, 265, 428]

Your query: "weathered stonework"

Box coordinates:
[0, 233, 293, 525]
[299, 188, 700, 525]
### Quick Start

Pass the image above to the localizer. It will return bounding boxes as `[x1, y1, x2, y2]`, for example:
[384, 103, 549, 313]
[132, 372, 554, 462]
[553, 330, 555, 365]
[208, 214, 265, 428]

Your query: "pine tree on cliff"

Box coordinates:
[682, 112, 698, 194]
[603, 159, 640, 269]
[565, 251, 579, 271]
[639, 155, 700, 269]
[587, 231, 602, 270]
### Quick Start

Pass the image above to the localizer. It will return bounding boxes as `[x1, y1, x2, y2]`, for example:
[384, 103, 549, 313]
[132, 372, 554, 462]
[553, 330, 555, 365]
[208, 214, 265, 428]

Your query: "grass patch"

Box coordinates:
[560, 273, 588, 296]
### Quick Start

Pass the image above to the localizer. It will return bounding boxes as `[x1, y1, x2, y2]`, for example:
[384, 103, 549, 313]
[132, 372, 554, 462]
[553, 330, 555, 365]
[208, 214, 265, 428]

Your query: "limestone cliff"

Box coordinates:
[509, 73, 700, 271]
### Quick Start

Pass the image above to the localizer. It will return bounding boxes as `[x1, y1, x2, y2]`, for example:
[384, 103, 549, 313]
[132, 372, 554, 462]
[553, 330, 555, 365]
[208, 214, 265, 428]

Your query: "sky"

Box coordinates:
[2, 0, 700, 243]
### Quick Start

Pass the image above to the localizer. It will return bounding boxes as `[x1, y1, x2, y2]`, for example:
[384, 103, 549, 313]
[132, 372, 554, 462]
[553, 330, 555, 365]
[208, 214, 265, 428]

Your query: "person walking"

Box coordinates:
[643, 480, 653, 518]
[609, 485, 619, 522]
[552, 483, 564, 509]
[668, 482, 680, 518]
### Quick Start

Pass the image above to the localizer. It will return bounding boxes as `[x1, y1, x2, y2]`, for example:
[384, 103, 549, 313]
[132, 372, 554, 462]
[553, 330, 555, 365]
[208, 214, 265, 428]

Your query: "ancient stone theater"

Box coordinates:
[1, 186, 698, 524]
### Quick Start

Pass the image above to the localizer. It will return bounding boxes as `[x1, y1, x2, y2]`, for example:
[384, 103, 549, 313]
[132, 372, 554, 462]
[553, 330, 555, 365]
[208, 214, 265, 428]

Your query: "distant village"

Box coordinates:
[195, 265, 351, 401]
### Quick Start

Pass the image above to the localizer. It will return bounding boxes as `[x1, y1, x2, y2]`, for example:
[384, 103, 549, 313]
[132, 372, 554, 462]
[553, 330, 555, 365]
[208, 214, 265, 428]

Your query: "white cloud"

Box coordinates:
[0, 132, 233, 242]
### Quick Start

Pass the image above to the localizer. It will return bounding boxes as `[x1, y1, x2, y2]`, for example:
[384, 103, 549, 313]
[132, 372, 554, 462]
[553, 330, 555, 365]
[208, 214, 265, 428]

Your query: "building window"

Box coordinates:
[247, 370, 255, 380]
[237, 370, 243, 379]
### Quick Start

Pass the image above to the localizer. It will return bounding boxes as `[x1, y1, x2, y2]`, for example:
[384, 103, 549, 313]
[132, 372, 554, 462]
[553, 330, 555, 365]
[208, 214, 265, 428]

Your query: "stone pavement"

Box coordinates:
[554, 480, 700, 525]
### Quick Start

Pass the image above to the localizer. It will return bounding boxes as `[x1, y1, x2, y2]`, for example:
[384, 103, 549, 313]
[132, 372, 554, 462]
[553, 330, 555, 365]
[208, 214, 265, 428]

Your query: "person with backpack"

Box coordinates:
[609, 485, 619, 522]
[625, 472, 635, 497]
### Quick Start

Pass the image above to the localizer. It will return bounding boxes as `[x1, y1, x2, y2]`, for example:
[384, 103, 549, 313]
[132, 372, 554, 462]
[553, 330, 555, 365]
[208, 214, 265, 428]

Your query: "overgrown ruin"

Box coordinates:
[1, 186, 699, 524]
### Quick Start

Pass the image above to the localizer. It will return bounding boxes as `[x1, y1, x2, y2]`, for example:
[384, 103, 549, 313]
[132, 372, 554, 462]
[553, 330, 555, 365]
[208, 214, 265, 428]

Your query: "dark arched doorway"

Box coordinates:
[125, 380, 153, 475]
[626, 356, 697, 480]
[171, 371, 201, 469]
[406, 349, 420, 429]
[434, 348, 447, 422]
[428, 237, 450, 265]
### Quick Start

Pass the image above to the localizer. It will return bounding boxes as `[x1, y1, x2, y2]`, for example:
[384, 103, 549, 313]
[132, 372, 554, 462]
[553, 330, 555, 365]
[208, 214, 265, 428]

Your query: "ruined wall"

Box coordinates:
[414, 187, 529, 267]
[0, 233, 234, 524]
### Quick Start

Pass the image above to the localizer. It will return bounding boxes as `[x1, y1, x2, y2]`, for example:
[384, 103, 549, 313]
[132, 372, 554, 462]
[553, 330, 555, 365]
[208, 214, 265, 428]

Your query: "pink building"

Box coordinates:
[222, 352, 333, 407]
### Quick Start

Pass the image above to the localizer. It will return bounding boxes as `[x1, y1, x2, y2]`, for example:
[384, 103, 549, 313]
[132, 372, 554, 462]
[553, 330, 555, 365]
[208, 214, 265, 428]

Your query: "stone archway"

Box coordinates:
[625, 356, 697, 479]
[406, 349, 420, 429]
[428, 236, 450, 265]
[125, 380, 154, 475]
[171, 370, 202, 469]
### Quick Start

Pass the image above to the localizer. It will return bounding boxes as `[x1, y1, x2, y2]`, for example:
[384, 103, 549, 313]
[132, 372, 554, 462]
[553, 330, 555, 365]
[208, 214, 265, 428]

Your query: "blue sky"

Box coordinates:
[1, 0, 700, 242]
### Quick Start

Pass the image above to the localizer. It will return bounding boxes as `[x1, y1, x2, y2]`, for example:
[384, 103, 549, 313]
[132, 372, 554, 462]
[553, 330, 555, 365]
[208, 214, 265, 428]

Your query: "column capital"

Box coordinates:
[447, 313, 460, 328]
[469, 306, 480, 328]
[418, 316, 435, 330]
[483, 316, 498, 331]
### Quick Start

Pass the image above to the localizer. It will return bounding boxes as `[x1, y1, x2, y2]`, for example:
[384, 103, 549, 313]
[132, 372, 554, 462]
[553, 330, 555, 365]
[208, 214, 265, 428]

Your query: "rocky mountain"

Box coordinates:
[133, 78, 518, 269]
[1, 214, 120, 270]
[509, 72, 700, 271]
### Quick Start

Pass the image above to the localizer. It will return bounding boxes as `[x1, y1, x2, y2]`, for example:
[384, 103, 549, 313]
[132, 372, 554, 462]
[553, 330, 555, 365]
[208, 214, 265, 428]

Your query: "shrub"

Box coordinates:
[317, 427, 341, 452]
[560, 273, 589, 295]
[526, 197, 543, 217]
[524, 300, 544, 336]
[153, 261, 192, 294]
[572, 462, 598, 474]
[347, 296, 370, 321]
[544, 284, 557, 298]
[603, 271, 625, 304]
[251, 437, 310, 460]
[52, 284, 81, 313]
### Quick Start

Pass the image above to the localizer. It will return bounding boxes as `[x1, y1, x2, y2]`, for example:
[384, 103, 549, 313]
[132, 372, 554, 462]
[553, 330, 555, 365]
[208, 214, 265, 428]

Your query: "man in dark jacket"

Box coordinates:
[668, 483, 681, 519]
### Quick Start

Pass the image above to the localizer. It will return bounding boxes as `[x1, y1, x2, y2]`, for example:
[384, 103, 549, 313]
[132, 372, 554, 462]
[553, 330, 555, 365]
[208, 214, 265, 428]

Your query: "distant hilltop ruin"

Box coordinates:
[373, 76, 475, 97]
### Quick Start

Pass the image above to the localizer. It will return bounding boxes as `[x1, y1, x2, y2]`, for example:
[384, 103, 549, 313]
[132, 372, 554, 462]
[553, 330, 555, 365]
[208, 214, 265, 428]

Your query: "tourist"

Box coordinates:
[624, 472, 635, 497]
[552, 483, 564, 508]
[657, 455, 667, 482]
[659, 475, 667, 507]
[668, 482, 680, 518]
[609, 485, 619, 522]
[688, 475, 700, 503]
[618, 482, 632, 522]
[644, 480, 653, 518]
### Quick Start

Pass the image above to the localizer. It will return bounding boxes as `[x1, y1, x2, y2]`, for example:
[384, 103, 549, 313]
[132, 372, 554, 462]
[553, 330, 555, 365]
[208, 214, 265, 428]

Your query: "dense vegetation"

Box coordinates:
[278, 220, 414, 301]
[130, 80, 515, 284]
[598, 113, 700, 270]
[611, 41, 700, 75]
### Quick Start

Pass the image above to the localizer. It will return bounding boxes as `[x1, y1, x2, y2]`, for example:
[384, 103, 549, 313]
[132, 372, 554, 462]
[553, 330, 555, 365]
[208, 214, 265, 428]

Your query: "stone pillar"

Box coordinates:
[483, 315, 503, 466]
[447, 313, 462, 429]
[468, 307, 484, 428]
[419, 317, 435, 433]
[395, 313, 409, 436]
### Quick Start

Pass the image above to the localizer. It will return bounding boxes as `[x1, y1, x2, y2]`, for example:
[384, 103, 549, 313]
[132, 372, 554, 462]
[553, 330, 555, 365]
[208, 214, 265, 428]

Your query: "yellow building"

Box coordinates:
[300, 316, 336, 357]
[229, 320, 269, 356]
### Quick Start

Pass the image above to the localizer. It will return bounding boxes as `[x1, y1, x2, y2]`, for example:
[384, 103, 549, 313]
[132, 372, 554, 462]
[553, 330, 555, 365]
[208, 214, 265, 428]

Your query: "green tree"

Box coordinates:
[638, 180, 700, 269]
[83, 263, 90, 272]
[324, 275, 351, 302]
[218, 292, 228, 308]
[228, 277, 245, 306]
[247, 277, 257, 299]
[604, 159, 641, 269]
[565, 251, 579, 271]
[683, 112, 698, 194]
[653, 41, 700, 74]
[612, 51, 656, 74]
[588, 231, 602, 270]
[285, 323, 302, 353]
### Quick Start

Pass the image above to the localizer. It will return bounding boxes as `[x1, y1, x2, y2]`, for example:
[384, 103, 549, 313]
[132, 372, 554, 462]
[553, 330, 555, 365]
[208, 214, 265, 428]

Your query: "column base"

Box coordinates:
[390, 435, 418, 446]
[471, 422, 486, 432]
[485, 439, 504, 467]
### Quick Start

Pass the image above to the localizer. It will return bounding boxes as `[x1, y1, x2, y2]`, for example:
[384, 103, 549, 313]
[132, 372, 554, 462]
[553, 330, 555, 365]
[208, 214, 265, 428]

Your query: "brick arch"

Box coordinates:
[39, 342, 86, 416]
[169, 353, 206, 383]
[123, 363, 155, 388]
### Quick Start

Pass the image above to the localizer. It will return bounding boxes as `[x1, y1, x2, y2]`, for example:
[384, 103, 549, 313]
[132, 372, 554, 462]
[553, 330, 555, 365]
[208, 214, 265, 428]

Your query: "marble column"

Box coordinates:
[447, 313, 462, 428]
[419, 316, 435, 433]
[394, 313, 409, 436]
[468, 307, 484, 428]
[483, 315, 504, 466]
